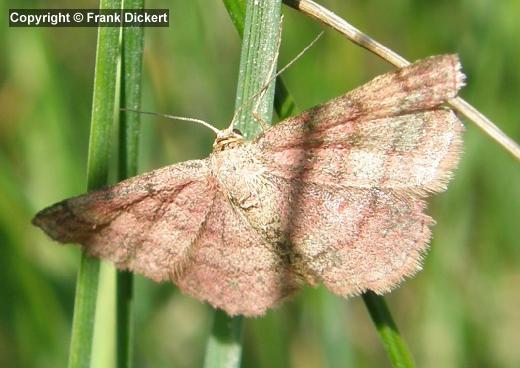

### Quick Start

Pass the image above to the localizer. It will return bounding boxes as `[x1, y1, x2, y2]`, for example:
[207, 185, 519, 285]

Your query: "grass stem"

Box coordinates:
[115, 1, 144, 367]
[203, 1, 282, 367]
[68, 1, 122, 367]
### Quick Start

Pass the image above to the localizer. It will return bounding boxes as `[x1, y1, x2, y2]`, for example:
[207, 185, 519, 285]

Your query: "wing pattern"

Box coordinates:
[34, 159, 214, 282]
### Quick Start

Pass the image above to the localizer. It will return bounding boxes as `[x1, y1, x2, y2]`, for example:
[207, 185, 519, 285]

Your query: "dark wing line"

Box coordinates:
[273, 108, 441, 152]
[117, 181, 198, 266]
[259, 107, 463, 196]
[33, 159, 218, 283]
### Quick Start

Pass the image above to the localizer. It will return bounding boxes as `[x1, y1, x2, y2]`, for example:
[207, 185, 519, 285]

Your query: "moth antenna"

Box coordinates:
[230, 31, 324, 128]
[121, 108, 221, 135]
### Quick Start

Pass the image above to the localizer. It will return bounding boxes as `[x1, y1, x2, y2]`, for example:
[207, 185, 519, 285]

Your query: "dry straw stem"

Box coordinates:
[284, 0, 520, 162]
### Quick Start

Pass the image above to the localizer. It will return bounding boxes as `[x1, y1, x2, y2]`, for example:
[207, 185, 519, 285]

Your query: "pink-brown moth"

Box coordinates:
[33, 54, 465, 316]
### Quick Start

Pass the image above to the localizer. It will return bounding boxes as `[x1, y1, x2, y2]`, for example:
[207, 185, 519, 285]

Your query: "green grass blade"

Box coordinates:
[222, 0, 247, 36]
[204, 1, 282, 367]
[204, 311, 244, 368]
[68, 258, 101, 368]
[273, 79, 296, 119]
[68, 1, 122, 367]
[222, 0, 296, 119]
[119, 4, 143, 180]
[232, 0, 283, 138]
[362, 292, 416, 368]
[116, 269, 133, 368]
[117, 1, 145, 367]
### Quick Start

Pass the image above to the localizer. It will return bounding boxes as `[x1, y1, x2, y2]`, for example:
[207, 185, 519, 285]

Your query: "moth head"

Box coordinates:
[213, 127, 246, 151]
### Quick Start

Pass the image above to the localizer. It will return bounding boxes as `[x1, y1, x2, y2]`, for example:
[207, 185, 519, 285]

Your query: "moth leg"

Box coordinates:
[252, 110, 271, 132]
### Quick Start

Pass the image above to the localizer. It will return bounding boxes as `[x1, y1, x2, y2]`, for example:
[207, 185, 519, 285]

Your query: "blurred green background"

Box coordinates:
[1, 0, 519, 367]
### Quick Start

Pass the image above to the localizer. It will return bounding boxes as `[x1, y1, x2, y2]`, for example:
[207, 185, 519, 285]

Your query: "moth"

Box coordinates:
[33, 54, 465, 316]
